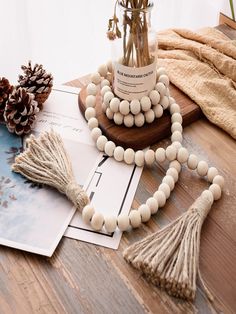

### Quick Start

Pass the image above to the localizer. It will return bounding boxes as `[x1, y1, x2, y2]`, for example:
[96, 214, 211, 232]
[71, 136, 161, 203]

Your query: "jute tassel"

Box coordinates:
[12, 130, 89, 211]
[123, 191, 214, 302]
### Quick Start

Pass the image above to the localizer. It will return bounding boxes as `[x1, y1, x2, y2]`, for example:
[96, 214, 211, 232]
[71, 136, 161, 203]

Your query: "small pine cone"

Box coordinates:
[0, 77, 13, 120]
[18, 61, 53, 110]
[4, 87, 39, 136]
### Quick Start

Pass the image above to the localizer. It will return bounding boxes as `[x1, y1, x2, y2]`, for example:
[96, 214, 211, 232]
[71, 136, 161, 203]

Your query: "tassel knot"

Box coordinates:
[65, 181, 89, 211]
[123, 191, 215, 301]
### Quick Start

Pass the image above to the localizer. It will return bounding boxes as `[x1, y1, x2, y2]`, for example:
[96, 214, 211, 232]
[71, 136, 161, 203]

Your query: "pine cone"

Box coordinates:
[18, 61, 53, 110]
[0, 77, 13, 120]
[4, 87, 39, 136]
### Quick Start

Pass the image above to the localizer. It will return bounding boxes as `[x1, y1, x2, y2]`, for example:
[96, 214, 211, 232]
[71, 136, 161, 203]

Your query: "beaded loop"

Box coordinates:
[80, 64, 225, 233]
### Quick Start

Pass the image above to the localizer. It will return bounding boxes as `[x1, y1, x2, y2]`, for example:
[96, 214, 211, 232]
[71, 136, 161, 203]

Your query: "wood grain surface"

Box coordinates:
[0, 25, 235, 314]
[78, 84, 202, 150]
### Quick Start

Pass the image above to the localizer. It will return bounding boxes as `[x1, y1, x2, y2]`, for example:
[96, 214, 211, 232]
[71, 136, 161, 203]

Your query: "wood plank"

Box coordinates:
[219, 12, 236, 31]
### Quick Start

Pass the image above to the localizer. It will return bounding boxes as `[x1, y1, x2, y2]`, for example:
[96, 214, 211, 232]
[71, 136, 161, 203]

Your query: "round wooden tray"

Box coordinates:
[78, 85, 202, 150]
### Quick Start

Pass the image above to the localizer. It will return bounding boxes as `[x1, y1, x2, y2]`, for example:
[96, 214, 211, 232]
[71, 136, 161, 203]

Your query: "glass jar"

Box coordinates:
[111, 1, 157, 101]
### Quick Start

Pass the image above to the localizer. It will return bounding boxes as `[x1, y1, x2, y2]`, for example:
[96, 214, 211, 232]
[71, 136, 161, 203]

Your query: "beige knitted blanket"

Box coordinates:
[157, 27, 236, 139]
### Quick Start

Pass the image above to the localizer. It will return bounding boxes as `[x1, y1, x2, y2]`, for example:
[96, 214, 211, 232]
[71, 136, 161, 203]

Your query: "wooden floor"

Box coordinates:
[0, 26, 236, 314]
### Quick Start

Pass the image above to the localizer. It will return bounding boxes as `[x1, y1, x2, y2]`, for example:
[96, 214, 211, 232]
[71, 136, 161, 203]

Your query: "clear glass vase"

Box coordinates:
[111, 1, 157, 101]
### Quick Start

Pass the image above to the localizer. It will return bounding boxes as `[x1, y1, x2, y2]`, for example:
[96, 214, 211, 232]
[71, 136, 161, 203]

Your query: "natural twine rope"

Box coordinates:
[123, 193, 214, 301]
[12, 130, 89, 211]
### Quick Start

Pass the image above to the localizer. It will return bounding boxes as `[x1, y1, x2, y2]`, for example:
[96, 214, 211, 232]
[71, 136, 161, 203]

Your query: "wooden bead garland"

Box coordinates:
[82, 63, 224, 237]
[12, 65, 225, 303]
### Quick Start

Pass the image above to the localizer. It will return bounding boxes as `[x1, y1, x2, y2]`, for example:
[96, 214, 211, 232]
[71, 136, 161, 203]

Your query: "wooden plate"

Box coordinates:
[78, 84, 202, 150]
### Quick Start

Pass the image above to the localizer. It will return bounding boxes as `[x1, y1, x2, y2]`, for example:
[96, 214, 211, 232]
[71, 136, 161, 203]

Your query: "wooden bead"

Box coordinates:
[124, 148, 135, 164]
[85, 107, 96, 121]
[104, 216, 117, 233]
[177, 147, 189, 163]
[91, 72, 101, 85]
[113, 112, 124, 125]
[138, 204, 151, 222]
[129, 210, 142, 228]
[114, 146, 124, 162]
[140, 96, 151, 112]
[201, 190, 214, 207]
[160, 95, 169, 109]
[98, 64, 108, 77]
[117, 214, 130, 231]
[82, 204, 94, 224]
[124, 114, 134, 128]
[171, 122, 183, 133]
[100, 79, 110, 88]
[169, 160, 181, 173]
[156, 67, 167, 77]
[155, 82, 166, 96]
[144, 109, 155, 123]
[102, 102, 108, 112]
[153, 104, 163, 118]
[91, 127, 102, 142]
[104, 91, 114, 105]
[96, 135, 108, 151]
[209, 184, 222, 201]
[170, 103, 180, 115]
[166, 167, 179, 183]
[171, 130, 183, 143]
[144, 149, 155, 165]
[101, 85, 111, 96]
[110, 97, 120, 113]
[104, 141, 116, 157]
[106, 108, 114, 120]
[207, 167, 219, 182]
[119, 100, 130, 115]
[187, 154, 198, 170]
[159, 183, 171, 198]
[153, 190, 166, 207]
[130, 99, 141, 115]
[171, 112, 183, 124]
[213, 175, 224, 189]
[91, 212, 104, 231]
[135, 150, 145, 167]
[85, 95, 96, 108]
[172, 141, 182, 150]
[165, 145, 177, 161]
[155, 147, 166, 163]
[158, 74, 169, 86]
[169, 97, 175, 105]
[134, 113, 145, 127]
[162, 175, 175, 191]
[107, 60, 113, 72]
[146, 197, 158, 214]
[197, 160, 209, 176]
[88, 117, 98, 130]
[86, 83, 97, 96]
[149, 90, 160, 105]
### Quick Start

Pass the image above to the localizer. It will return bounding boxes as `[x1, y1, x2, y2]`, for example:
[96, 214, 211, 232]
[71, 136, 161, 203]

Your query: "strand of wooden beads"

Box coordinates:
[82, 146, 224, 232]
[82, 62, 224, 232]
[86, 64, 170, 128]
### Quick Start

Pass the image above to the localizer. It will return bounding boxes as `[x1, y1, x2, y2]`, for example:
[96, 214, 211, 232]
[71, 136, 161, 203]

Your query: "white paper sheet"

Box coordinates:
[35, 86, 143, 249]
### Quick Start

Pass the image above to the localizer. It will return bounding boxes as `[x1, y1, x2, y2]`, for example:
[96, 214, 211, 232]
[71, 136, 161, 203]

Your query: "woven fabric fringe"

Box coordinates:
[157, 27, 236, 139]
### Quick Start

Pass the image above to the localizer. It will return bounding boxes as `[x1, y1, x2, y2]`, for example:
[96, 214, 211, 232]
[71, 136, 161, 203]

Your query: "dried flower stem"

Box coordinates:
[108, 0, 153, 67]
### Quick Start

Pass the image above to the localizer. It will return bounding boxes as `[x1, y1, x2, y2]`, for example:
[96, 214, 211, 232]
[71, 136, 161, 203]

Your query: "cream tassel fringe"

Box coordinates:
[12, 130, 89, 211]
[123, 192, 214, 302]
